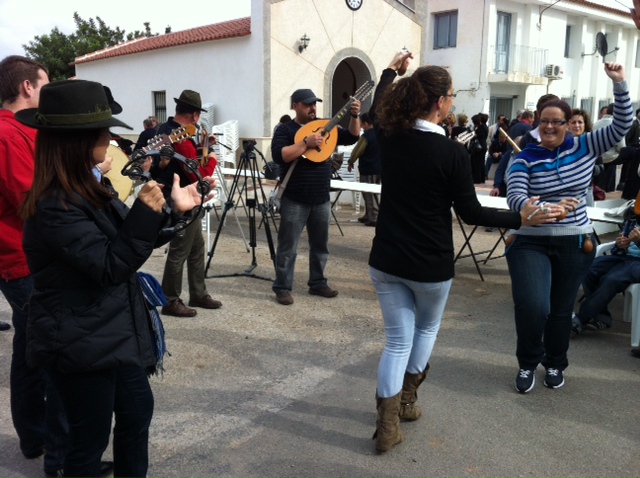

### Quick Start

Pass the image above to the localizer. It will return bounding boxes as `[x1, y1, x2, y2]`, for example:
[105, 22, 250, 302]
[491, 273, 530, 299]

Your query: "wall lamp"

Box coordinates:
[298, 33, 310, 53]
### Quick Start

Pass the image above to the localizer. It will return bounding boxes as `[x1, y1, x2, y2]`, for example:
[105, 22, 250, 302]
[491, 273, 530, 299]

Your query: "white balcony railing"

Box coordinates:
[489, 44, 549, 78]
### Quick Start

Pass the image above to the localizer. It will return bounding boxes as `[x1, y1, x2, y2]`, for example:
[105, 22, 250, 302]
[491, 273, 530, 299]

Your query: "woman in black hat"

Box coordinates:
[17, 79, 214, 477]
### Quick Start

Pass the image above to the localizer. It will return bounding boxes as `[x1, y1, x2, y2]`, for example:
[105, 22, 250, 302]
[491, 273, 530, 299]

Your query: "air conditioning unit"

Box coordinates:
[545, 64, 564, 79]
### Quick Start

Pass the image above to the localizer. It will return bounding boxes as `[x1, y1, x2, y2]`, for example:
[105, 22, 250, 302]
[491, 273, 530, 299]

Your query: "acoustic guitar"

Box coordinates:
[294, 80, 375, 163]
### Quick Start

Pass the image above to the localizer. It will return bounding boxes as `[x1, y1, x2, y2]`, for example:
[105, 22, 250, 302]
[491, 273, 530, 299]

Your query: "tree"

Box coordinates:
[23, 12, 162, 81]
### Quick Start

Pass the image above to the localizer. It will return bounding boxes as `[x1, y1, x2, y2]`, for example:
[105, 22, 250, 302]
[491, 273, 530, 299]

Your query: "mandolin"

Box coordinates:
[294, 80, 375, 163]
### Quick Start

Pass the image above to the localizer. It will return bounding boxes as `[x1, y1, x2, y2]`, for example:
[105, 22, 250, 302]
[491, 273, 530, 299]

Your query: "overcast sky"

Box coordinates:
[0, 0, 251, 58]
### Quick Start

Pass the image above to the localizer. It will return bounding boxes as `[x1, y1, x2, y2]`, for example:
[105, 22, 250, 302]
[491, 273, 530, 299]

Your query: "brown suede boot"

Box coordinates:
[399, 363, 430, 421]
[372, 391, 403, 453]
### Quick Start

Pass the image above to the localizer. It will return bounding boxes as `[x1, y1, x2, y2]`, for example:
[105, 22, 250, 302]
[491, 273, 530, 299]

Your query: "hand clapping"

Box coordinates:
[170, 174, 217, 214]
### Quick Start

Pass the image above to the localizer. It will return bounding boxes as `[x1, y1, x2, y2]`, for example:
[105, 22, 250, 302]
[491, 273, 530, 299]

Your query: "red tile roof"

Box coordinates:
[73, 17, 251, 65]
[566, 0, 632, 19]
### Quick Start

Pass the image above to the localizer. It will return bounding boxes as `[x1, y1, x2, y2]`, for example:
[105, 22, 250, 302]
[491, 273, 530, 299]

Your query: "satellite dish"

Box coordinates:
[593, 32, 620, 63]
[595, 32, 608, 63]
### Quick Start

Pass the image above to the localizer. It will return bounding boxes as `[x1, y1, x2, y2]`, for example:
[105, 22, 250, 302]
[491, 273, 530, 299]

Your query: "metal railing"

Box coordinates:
[489, 44, 548, 77]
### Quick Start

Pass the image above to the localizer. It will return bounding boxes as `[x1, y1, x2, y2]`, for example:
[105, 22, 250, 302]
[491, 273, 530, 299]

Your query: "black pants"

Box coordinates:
[595, 162, 617, 192]
[1, 276, 68, 471]
[49, 365, 153, 477]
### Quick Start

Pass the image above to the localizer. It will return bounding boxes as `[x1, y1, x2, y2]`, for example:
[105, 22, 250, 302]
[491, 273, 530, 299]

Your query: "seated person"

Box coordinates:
[572, 206, 640, 334]
[486, 129, 509, 177]
[489, 149, 513, 198]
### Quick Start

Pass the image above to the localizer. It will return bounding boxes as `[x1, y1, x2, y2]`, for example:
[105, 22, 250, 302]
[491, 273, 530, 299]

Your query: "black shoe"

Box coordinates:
[99, 461, 114, 477]
[45, 461, 114, 478]
[544, 368, 565, 389]
[515, 368, 535, 393]
[631, 348, 640, 358]
[585, 318, 610, 331]
[571, 315, 584, 336]
[22, 448, 44, 459]
[0, 321, 11, 331]
[357, 216, 367, 223]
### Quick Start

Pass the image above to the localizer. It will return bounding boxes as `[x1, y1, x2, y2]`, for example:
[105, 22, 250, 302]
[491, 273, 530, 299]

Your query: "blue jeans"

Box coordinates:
[0, 276, 67, 470]
[577, 255, 640, 327]
[49, 365, 153, 477]
[506, 234, 595, 371]
[273, 196, 331, 292]
[370, 267, 452, 398]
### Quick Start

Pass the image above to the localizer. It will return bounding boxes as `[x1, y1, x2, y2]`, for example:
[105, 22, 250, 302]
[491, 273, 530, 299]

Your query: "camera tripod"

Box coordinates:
[204, 140, 276, 281]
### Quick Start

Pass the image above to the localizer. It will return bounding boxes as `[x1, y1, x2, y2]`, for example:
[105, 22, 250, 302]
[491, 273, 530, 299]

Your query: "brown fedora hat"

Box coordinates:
[15, 80, 132, 131]
[174, 89, 207, 112]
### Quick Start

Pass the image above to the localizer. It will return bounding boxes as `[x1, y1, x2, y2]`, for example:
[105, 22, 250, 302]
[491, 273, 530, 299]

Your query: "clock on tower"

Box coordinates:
[345, 0, 363, 11]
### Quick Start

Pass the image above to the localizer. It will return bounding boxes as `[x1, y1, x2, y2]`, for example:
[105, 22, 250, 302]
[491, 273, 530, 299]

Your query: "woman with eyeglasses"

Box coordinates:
[366, 51, 555, 453]
[506, 62, 633, 394]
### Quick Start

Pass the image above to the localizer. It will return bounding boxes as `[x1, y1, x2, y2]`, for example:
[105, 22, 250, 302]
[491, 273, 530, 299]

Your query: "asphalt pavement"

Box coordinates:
[1, 200, 639, 477]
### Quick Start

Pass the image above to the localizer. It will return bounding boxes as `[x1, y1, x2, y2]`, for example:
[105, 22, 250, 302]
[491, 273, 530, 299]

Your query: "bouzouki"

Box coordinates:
[109, 125, 197, 199]
[141, 124, 197, 153]
[295, 80, 375, 163]
[123, 124, 198, 179]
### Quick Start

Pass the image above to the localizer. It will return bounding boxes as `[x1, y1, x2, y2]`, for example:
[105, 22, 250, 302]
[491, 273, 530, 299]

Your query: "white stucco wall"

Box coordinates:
[73, 0, 640, 146]
[267, 0, 421, 129]
[424, 0, 640, 122]
[425, 0, 492, 119]
[75, 0, 422, 148]
[76, 1, 266, 140]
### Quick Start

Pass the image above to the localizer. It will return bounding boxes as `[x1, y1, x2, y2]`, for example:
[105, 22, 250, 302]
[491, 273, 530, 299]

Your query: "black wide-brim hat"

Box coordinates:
[103, 85, 123, 115]
[15, 79, 132, 131]
[173, 89, 207, 112]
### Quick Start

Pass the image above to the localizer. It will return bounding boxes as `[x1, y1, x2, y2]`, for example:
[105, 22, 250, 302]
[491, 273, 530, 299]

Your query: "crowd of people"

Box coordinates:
[2, 29, 640, 473]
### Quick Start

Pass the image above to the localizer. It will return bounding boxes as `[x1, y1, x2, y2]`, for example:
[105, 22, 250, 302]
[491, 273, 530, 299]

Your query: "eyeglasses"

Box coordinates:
[539, 119, 567, 126]
[444, 93, 457, 98]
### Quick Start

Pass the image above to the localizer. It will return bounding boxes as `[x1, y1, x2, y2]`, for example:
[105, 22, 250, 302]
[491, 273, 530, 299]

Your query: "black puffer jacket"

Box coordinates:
[23, 193, 169, 373]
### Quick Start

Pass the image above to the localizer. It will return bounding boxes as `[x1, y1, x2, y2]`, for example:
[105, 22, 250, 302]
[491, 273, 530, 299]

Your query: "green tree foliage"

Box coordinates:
[23, 13, 160, 80]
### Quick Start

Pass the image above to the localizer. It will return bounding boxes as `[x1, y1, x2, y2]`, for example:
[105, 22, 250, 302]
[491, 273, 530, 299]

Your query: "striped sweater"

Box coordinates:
[508, 80, 633, 236]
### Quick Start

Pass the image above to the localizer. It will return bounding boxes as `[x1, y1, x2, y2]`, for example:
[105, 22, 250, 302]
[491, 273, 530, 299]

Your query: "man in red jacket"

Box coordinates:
[0, 55, 69, 477]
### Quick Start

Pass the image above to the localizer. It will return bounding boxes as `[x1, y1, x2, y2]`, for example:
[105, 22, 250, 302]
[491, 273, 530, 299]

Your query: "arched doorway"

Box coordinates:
[331, 57, 372, 129]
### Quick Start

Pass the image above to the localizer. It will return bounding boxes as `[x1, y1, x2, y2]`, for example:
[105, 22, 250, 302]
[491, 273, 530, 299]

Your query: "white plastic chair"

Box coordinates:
[595, 242, 640, 347]
[211, 120, 239, 167]
[333, 144, 360, 211]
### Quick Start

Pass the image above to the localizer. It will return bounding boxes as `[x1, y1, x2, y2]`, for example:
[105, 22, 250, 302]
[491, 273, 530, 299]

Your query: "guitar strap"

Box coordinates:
[275, 158, 299, 201]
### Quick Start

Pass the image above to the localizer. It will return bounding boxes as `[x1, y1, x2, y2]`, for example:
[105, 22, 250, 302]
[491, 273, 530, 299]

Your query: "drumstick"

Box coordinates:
[499, 127, 521, 153]
[456, 130, 476, 145]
